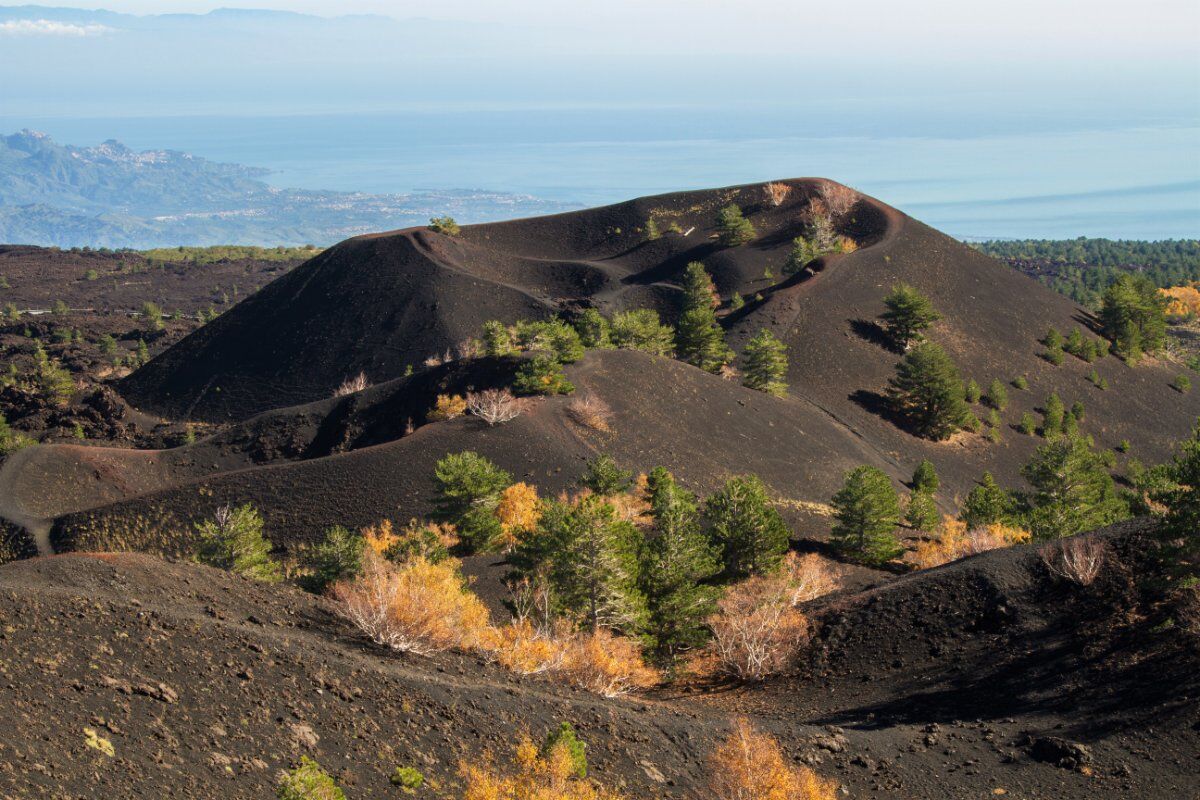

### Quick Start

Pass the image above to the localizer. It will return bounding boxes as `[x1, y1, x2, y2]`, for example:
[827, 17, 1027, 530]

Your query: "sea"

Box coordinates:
[6, 107, 1199, 240]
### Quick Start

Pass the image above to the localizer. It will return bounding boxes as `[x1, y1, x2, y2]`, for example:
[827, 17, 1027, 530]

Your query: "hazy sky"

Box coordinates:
[34, 0, 1200, 58]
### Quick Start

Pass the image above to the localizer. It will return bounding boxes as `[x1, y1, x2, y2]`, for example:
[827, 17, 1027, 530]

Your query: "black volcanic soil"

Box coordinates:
[3, 180, 1194, 563]
[0, 245, 311, 444]
[0, 522, 1194, 799]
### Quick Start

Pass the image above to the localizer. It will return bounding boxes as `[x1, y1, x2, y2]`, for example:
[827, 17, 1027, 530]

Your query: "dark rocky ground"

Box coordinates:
[0, 522, 1194, 799]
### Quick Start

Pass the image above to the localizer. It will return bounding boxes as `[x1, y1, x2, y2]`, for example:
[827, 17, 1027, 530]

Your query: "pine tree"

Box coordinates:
[527, 495, 647, 632]
[1100, 273, 1168, 362]
[638, 467, 721, 665]
[609, 309, 675, 356]
[964, 378, 982, 404]
[195, 504, 281, 582]
[911, 459, 939, 493]
[681, 261, 720, 310]
[573, 308, 611, 349]
[741, 329, 788, 396]
[675, 262, 732, 373]
[300, 526, 366, 593]
[705, 475, 790, 578]
[960, 472, 1013, 528]
[432, 451, 511, 551]
[1021, 435, 1127, 540]
[716, 204, 756, 246]
[880, 284, 942, 349]
[830, 466, 903, 565]
[578, 454, 633, 496]
[887, 342, 973, 440]
[1154, 420, 1200, 587]
[1042, 393, 1064, 439]
[906, 490, 940, 532]
[482, 320, 515, 356]
[985, 379, 1008, 410]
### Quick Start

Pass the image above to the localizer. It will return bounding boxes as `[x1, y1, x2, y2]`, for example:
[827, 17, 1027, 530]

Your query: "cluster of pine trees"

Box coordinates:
[432, 452, 791, 667]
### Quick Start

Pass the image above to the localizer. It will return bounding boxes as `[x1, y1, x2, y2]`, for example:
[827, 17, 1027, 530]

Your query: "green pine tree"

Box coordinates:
[880, 284, 942, 349]
[195, 504, 281, 582]
[741, 329, 789, 396]
[676, 262, 732, 373]
[716, 204, 756, 246]
[525, 494, 647, 632]
[609, 309, 675, 356]
[704, 475, 790, 578]
[960, 472, 1014, 528]
[1042, 393, 1064, 439]
[573, 308, 612, 349]
[985, 379, 1008, 410]
[830, 466, 903, 566]
[1153, 420, 1200, 588]
[911, 459, 939, 494]
[638, 468, 721, 665]
[905, 490, 940, 532]
[1100, 273, 1168, 362]
[578, 454, 633, 496]
[1021, 435, 1127, 540]
[887, 342, 973, 440]
[432, 451, 511, 551]
[300, 526, 365, 593]
[482, 320, 515, 356]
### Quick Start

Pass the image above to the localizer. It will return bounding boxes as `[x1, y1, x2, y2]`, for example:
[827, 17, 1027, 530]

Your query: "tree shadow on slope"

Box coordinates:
[849, 319, 901, 353]
[849, 389, 913, 433]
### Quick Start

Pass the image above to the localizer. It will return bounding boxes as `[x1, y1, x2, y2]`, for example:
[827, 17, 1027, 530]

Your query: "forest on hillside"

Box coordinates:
[976, 238, 1200, 309]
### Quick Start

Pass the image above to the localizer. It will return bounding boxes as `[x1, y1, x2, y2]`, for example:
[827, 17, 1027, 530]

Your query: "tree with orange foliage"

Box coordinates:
[461, 731, 627, 800]
[709, 718, 837, 800]
[496, 482, 542, 551]
[331, 551, 494, 655]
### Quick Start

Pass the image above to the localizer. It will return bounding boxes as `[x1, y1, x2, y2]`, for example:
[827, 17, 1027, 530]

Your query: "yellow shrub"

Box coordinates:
[332, 552, 494, 655]
[559, 628, 658, 697]
[362, 519, 399, 556]
[429, 393, 468, 421]
[461, 734, 627, 800]
[496, 483, 542, 549]
[781, 552, 838, 604]
[709, 718, 837, 800]
[493, 622, 656, 697]
[1161, 283, 1200, 317]
[910, 516, 1029, 570]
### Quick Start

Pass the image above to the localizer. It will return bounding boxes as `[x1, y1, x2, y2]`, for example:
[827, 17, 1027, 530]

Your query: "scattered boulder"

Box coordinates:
[1029, 736, 1093, 770]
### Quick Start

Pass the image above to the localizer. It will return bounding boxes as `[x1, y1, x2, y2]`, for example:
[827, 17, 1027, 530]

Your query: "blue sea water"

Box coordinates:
[7, 108, 1199, 240]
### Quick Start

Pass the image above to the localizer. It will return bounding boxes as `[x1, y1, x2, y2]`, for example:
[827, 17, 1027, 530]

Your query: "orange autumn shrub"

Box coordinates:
[911, 517, 1031, 569]
[429, 393, 468, 421]
[461, 735, 626, 800]
[496, 482, 542, 550]
[709, 718, 837, 800]
[1161, 283, 1200, 317]
[331, 551, 494, 655]
[559, 628, 658, 697]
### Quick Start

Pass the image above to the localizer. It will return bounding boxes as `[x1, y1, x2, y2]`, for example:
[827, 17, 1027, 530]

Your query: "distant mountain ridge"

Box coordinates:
[0, 131, 579, 248]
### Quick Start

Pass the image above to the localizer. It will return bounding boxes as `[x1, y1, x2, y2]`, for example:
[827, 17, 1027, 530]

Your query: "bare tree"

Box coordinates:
[466, 388, 523, 426]
[333, 372, 369, 397]
[1040, 536, 1109, 586]
[763, 182, 791, 207]
[817, 180, 859, 218]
